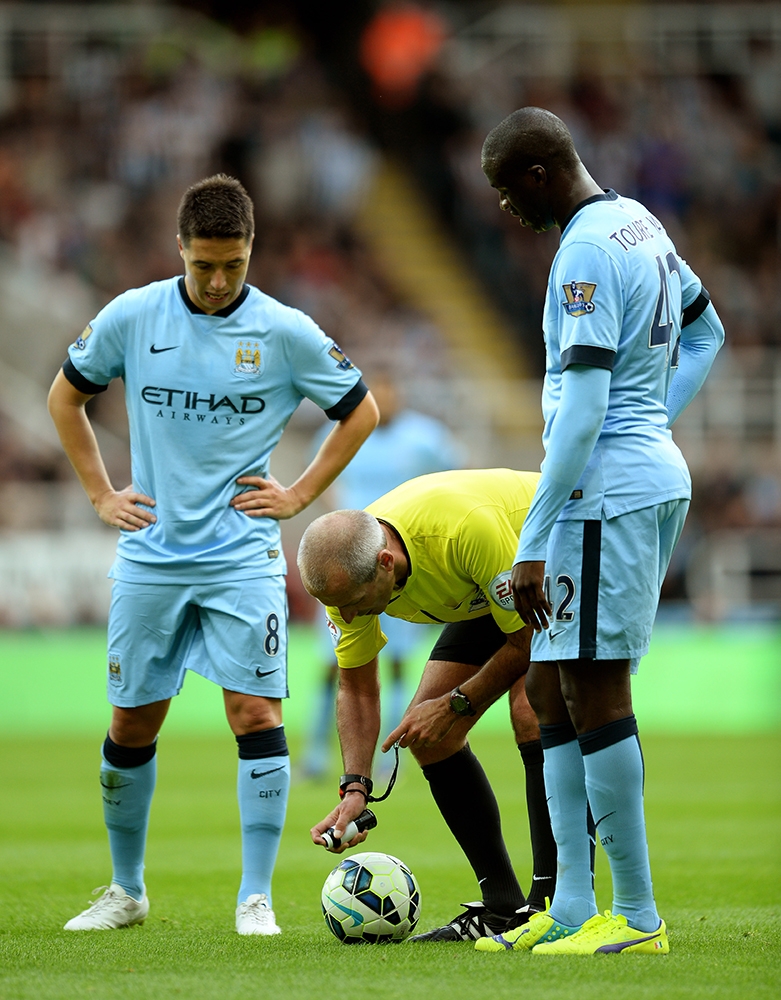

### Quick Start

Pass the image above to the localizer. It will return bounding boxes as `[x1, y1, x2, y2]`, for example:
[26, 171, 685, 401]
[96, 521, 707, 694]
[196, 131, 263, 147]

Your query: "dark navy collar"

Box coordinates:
[378, 518, 412, 587]
[177, 276, 250, 317]
[560, 189, 618, 233]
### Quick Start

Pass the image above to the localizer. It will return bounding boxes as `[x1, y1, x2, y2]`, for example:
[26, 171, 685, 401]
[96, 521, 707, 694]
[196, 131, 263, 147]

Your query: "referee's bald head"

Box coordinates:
[297, 510, 385, 596]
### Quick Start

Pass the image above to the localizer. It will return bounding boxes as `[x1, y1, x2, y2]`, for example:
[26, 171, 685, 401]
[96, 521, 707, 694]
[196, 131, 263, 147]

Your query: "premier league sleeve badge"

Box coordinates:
[562, 281, 597, 317]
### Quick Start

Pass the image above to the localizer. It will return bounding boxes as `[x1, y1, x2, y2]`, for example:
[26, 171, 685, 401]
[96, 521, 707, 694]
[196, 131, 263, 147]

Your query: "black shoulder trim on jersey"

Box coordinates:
[62, 357, 109, 395]
[561, 345, 616, 371]
[324, 379, 368, 420]
[177, 276, 250, 317]
[681, 287, 711, 328]
[560, 189, 618, 233]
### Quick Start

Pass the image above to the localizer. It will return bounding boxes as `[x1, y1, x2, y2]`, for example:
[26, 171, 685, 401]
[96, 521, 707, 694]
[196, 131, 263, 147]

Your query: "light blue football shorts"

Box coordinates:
[530, 499, 689, 672]
[106, 576, 289, 707]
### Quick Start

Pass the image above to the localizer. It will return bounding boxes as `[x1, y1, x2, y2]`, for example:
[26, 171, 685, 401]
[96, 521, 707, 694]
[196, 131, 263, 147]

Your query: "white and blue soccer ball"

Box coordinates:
[321, 851, 421, 943]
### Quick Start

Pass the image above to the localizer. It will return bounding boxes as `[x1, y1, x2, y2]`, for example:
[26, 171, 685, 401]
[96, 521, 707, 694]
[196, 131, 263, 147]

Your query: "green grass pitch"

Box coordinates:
[1, 626, 780, 998]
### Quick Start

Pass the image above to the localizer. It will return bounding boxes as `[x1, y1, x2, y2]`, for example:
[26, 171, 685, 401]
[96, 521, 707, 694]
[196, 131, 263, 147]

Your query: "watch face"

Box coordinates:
[450, 690, 473, 716]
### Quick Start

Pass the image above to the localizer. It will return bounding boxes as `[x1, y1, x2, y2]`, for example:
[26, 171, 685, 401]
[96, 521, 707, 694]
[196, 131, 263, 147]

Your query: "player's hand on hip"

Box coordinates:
[94, 486, 156, 531]
[512, 560, 551, 633]
[382, 696, 455, 752]
[231, 474, 302, 520]
[311, 797, 370, 853]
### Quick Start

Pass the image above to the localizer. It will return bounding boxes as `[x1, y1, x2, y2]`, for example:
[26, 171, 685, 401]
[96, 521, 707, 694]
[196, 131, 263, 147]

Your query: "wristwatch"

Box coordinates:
[339, 774, 374, 800]
[449, 686, 477, 717]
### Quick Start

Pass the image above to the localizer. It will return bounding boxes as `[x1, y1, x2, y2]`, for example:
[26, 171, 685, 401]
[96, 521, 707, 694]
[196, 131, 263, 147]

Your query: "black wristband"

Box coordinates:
[341, 787, 369, 802]
[339, 774, 374, 799]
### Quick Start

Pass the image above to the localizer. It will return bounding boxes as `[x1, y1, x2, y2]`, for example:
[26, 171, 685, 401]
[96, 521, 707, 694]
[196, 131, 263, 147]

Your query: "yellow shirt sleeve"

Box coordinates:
[325, 606, 389, 669]
[454, 504, 526, 634]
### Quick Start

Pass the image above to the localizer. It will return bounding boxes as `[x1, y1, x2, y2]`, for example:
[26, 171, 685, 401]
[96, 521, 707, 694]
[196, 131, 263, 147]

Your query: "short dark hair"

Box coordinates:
[177, 174, 254, 245]
[482, 107, 580, 179]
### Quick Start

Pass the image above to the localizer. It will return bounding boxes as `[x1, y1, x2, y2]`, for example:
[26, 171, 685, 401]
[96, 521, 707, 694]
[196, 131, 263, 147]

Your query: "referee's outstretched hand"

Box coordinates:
[230, 474, 302, 520]
[94, 485, 156, 531]
[382, 695, 456, 752]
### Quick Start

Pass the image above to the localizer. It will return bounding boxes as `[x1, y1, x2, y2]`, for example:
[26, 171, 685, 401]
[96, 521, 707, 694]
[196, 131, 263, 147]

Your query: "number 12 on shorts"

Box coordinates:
[543, 574, 576, 622]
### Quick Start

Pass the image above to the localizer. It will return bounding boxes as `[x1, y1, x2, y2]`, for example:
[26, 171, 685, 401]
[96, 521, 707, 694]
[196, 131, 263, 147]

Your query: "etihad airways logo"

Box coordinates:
[141, 386, 264, 423]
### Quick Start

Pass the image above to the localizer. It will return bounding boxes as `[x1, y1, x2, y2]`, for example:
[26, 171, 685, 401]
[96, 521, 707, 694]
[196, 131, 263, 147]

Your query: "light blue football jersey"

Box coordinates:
[66, 278, 364, 582]
[540, 190, 702, 520]
[312, 409, 464, 510]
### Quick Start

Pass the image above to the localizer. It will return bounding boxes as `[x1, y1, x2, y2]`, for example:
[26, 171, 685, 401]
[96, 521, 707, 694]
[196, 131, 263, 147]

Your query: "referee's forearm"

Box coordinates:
[459, 630, 530, 712]
[335, 668, 381, 777]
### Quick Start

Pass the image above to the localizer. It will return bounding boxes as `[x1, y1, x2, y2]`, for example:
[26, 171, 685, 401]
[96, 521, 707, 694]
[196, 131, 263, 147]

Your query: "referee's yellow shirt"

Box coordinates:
[326, 468, 540, 668]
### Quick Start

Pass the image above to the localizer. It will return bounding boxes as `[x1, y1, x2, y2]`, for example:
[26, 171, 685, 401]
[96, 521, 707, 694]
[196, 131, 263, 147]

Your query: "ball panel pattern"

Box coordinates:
[321, 851, 421, 943]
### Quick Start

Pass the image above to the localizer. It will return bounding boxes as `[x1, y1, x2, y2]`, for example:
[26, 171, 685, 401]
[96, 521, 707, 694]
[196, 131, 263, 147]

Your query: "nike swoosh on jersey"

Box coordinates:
[255, 666, 279, 678]
[594, 811, 616, 828]
[250, 766, 285, 779]
[150, 345, 179, 353]
[548, 630, 566, 640]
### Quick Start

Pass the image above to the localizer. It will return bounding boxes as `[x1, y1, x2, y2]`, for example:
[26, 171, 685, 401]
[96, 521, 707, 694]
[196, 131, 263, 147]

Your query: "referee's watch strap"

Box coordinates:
[339, 774, 373, 799]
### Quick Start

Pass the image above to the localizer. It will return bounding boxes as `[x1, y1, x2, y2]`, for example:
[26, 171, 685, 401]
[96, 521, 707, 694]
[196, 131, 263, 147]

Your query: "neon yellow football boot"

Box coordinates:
[532, 911, 669, 955]
[475, 908, 581, 953]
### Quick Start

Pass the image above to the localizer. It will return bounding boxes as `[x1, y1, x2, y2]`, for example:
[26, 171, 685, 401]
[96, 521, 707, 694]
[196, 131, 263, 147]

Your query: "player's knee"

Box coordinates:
[109, 705, 164, 747]
[226, 693, 282, 734]
[525, 664, 568, 727]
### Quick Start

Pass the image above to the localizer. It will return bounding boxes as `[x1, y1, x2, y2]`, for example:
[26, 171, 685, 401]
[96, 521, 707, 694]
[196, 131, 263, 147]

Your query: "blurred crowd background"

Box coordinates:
[0, 0, 779, 627]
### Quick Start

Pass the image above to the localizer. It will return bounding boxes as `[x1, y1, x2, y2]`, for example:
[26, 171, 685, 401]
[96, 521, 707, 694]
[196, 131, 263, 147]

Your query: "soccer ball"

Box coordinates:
[321, 851, 421, 943]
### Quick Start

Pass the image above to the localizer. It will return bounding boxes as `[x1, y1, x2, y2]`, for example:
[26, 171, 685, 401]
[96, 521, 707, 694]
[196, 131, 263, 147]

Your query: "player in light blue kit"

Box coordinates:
[48, 175, 378, 935]
[301, 370, 464, 778]
[474, 109, 724, 955]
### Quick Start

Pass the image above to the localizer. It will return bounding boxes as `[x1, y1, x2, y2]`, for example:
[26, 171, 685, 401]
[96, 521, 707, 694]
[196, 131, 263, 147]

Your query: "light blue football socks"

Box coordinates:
[100, 726, 292, 910]
[579, 715, 660, 933]
[236, 726, 290, 906]
[540, 722, 597, 928]
[100, 735, 157, 902]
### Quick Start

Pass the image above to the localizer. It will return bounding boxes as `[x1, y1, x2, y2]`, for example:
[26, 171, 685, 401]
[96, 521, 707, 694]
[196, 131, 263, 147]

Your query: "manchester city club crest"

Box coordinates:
[234, 341, 262, 378]
[562, 281, 597, 317]
[108, 652, 122, 684]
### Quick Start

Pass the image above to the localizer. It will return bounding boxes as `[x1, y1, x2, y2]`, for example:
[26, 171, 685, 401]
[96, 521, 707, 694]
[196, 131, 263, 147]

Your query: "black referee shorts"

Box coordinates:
[428, 616, 507, 667]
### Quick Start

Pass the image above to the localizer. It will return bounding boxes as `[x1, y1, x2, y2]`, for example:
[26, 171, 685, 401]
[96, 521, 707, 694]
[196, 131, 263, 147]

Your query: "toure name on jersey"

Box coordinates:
[142, 385, 264, 423]
[608, 213, 664, 253]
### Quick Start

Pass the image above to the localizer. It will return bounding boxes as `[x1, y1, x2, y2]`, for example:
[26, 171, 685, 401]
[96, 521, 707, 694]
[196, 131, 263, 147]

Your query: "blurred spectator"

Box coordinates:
[360, 1, 447, 109]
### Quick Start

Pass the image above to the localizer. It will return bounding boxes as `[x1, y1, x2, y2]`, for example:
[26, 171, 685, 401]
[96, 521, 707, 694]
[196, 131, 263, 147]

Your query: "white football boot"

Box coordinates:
[235, 893, 281, 936]
[64, 883, 149, 930]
